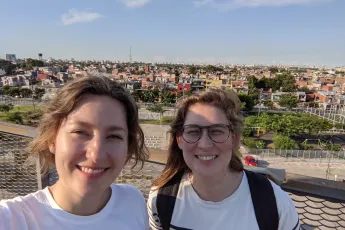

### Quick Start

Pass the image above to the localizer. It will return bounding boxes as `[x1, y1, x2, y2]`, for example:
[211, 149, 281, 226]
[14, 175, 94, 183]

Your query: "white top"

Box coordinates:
[0, 184, 149, 230]
[148, 173, 300, 230]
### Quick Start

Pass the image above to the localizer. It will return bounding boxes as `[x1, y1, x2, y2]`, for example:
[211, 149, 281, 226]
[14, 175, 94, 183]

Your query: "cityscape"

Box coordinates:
[1, 0, 345, 229]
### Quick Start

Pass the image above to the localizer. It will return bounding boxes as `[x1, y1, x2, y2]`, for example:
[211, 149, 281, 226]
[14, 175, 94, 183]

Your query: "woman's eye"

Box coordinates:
[108, 135, 123, 140]
[72, 130, 88, 136]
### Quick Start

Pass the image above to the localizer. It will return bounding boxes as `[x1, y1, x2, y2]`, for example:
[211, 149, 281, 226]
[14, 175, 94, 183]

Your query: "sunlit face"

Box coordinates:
[50, 94, 128, 197]
[177, 103, 239, 178]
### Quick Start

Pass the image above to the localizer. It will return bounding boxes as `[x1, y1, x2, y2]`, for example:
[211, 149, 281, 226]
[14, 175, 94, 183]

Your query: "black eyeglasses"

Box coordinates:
[181, 124, 232, 143]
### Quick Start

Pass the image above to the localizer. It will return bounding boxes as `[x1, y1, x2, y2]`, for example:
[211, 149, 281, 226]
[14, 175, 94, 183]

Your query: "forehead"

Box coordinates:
[184, 103, 229, 126]
[64, 94, 127, 130]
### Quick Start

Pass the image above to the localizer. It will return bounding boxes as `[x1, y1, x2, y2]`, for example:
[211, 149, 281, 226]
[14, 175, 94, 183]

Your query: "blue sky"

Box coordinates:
[0, 0, 344, 66]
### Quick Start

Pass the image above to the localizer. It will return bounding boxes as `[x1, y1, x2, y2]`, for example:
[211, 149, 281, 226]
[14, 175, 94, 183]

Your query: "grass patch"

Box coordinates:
[140, 116, 175, 125]
[0, 105, 44, 123]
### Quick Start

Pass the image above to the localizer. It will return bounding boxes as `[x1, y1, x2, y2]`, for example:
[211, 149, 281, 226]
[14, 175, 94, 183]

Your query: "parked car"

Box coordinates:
[244, 155, 257, 167]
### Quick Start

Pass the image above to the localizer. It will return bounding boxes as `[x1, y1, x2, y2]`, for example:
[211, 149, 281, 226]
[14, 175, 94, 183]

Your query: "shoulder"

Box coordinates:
[0, 190, 43, 211]
[147, 186, 161, 209]
[269, 181, 300, 229]
[0, 190, 46, 229]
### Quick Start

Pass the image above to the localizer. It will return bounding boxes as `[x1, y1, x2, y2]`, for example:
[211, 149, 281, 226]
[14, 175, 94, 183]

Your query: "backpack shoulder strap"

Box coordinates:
[245, 169, 279, 230]
[156, 170, 184, 230]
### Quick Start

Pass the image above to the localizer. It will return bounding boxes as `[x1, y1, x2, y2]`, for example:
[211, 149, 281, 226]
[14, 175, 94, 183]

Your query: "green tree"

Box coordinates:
[273, 135, 297, 150]
[0, 59, 16, 75]
[0, 104, 13, 113]
[174, 70, 180, 77]
[7, 87, 21, 97]
[279, 94, 299, 109]
[7, 112, 23, 124]
[20, 88, 33, 98]
[238, 94, 255, 111]
[243, 138, 265, 149]
[188, 66, 197, 75]
[131, 90, 142, 102]
[263, 100, 274, 108]
[146, 104, 167, 126]
[161, 91, 176, 104]
[33, 88, 45, 99]
[2, 85, 10, 95]
[298, 86, 314, 94]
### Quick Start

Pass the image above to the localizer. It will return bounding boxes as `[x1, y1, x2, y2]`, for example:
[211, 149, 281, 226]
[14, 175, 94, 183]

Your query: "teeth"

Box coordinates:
[197, 155, 216, 161]
[80, 167, 105, 174]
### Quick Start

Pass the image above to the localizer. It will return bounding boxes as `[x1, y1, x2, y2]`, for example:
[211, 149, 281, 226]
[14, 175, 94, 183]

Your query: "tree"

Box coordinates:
[20, 88, 33, 98]
[298, 86, 314, 94]
[279, 94, 299, 109]
[238, 94, 255, 111]
[0, 59, 16, 75]
[188, 66, 197, 75]
[263, 100, 274, 108]
[273, 135, 297, 150]
[25, 58, 44, 67]
[243, 138, 265, 149]
[33, 88, 45, 99]
[2, 85, 10, 95]
[7, 87, 21, 97]
[131, 90, 142, 102]
[7, 112, 23, 125]
[174, 70, 180, 77]
[146, 104, 167, 126]
[161, 91, 176, 104]
[0, 104, 13, 113]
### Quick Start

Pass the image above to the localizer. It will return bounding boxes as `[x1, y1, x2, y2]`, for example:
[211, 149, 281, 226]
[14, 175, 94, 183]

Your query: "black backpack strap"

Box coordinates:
[245, 169, 279, 230]
[156, 170, 184, 230]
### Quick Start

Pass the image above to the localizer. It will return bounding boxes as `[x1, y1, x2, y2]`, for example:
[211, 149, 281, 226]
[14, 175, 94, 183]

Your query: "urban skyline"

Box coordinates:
[1, 0, 345, 66]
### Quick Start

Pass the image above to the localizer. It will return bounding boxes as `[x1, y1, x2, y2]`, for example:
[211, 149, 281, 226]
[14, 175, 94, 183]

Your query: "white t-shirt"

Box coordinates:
[148, 172, 300, 230]
[0, 184, 149, 230]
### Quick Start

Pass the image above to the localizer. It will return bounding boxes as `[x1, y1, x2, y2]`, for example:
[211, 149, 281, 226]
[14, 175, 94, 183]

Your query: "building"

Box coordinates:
[5, 54, 16, 62]
[271, 92, 290, 102]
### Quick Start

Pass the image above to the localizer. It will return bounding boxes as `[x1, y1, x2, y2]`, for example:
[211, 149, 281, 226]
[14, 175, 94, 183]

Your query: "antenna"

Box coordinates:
[129, 46, 132, 63]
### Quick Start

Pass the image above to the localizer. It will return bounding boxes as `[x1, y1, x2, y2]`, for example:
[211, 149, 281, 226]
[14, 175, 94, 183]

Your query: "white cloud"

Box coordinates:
[61, 9, 103, 25]
[119, 0, 152, 8]
[193, 0, 333, 10]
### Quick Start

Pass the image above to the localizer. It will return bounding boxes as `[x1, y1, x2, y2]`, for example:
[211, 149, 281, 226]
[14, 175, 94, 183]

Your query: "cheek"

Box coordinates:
[55, 140, 85, 165]
[109, 143, 128, 162]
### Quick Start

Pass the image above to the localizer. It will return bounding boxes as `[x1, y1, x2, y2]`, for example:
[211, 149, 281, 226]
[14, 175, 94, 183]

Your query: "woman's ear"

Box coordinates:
[49, 143, 55, 154]
[176, 135, 183, 150]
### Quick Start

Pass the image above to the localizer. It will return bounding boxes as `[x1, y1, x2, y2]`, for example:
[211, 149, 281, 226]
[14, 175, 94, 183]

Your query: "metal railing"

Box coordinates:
[248, 148, 345, 163]
[0, 132, 39, 200]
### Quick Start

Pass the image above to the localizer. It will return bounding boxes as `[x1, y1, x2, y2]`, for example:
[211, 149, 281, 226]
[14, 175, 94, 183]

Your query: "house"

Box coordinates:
[271, 92, 290, 102]
[312, 81, 323, 90]
[177, 79, 192, 93]
[205, 79, 223, 89]
[191, 78, 205, 92]
[41, 78, 61, 88]
[315, 91, 335, 104]
[296, 92, 306, 102]
[261, 89, 272, 101]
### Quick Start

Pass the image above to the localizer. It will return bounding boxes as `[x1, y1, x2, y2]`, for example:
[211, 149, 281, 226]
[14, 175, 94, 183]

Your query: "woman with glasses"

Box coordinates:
[147, 89, 299, 230]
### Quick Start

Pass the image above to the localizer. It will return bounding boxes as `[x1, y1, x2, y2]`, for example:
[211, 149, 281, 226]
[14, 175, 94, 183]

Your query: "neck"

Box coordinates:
[190, 169, 243, 202]
[49, 181, 111, 216]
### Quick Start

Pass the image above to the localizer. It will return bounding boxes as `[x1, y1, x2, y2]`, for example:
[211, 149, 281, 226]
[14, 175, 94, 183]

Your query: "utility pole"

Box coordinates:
[129, 46, 132, 63]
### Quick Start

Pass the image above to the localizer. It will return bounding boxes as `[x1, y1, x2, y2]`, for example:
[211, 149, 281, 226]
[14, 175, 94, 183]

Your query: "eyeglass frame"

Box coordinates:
[180, 123, 233, 144]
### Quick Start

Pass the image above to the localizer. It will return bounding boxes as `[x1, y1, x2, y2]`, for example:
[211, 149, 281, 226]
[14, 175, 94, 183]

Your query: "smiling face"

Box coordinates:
[50, 94, 128, 197]
[177, 103, 239, 178]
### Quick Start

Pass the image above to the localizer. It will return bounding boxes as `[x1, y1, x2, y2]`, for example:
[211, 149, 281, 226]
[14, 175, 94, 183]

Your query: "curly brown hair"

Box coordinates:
[28, 76, 148, 175]
[152, 88, 244, 189]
